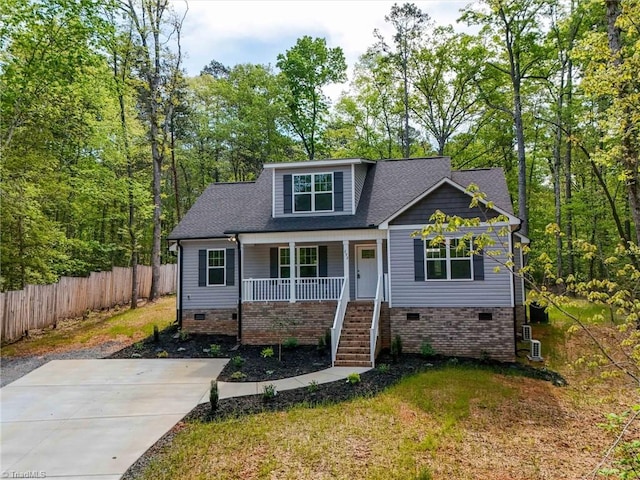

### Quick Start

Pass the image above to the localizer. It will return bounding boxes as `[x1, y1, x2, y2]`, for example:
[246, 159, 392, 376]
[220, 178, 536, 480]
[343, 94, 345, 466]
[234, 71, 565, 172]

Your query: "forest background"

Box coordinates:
[2, 0, 639, 303]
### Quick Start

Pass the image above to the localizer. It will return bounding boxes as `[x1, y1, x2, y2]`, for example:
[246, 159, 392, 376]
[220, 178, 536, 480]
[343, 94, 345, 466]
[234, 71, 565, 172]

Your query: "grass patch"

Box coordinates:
[136, 367, 517, 480]
[1, 296, 175, 357]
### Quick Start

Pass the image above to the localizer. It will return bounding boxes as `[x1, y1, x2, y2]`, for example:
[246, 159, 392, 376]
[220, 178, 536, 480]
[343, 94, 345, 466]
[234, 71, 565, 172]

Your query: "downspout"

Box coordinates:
[236, 236, 242, 341]
[511, 223, 523, 358]
[177, 240, 184, 329]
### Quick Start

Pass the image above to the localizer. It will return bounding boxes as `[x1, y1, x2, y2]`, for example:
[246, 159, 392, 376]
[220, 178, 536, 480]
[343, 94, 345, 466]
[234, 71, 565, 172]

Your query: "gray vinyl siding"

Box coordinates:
[181, 239, 238, 309]
[392, 183, 500, 225]
[243, 242, 345, 279]
[273, 165, 353, 217]
[353, 163, 368, 210]
[349, 240, 388, 299]
[389, 228, 512, 307]
[513, 238, 524, 305]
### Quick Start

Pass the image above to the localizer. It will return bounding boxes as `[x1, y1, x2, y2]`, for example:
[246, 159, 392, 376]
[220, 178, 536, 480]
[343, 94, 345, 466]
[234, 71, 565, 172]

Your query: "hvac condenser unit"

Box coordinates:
[522, 324, 532, 342]
[527, 339, 543, 362]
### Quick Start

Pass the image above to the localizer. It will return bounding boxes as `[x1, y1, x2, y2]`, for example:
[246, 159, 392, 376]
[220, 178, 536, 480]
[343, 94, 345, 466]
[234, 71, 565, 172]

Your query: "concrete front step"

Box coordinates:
[334, 360, 372, 367]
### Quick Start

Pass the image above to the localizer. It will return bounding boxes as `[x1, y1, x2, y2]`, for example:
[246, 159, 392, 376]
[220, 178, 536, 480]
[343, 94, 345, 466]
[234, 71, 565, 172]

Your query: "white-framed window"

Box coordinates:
[425, 238, 472, 280]
[207, 249, 226, 285]
[293, 173, 333, 212]
[278, 246, 318, 278]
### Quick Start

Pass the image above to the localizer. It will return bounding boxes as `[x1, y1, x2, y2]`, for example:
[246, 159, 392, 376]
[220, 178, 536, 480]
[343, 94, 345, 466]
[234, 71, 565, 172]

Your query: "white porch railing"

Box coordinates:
[243, 277, 344, 302]
[331, 280, 349, 367]
[370, 275, 384, 367]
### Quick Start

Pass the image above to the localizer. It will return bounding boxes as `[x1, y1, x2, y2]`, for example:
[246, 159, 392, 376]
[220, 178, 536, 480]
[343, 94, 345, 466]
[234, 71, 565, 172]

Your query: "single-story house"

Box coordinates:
[168, 157, 528, 367]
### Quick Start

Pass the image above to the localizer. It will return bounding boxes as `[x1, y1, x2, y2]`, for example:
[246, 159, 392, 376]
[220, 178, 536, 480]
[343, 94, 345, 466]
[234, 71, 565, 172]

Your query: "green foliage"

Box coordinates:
[346, 372, 361, 385]
[179, 330, 190, 341]
[377, 363, 390, 374]
[391, 334, 403, 362]
[262, 384, 277, 400]
[209, 344, 221, 357]
[277, 36, 347, 160]
[307, 380, 319, 393]
[282, 337, 299, 349]
[230, 371, 246, 380]
[420, 341, 436, 358]
[317, 335, 326, 351]
[261, 347, 274, 358]
[231, 355, 245, 369]
[156, 350, 168, 358]
[209, 380, 218, 413]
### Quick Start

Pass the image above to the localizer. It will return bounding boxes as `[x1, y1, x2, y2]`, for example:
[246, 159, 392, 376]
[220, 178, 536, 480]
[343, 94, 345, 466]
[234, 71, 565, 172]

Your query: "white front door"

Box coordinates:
[356, 245, 378, 299]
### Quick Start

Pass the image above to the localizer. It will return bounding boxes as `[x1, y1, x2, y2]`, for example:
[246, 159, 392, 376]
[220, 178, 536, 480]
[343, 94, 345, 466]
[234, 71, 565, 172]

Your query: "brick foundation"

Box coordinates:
[515, 305, 527, 338]
[242, 301, 337, 345]
[389, 307, 515, 361]
[182, 308, 238, 336]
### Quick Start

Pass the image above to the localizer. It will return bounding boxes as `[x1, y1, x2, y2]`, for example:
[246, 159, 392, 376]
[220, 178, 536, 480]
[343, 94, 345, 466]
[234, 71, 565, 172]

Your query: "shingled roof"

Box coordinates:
[168, 158, 515, 240]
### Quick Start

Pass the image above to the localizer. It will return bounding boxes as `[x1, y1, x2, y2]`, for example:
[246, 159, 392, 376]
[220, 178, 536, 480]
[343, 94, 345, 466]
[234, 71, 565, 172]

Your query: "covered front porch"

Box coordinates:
[237, 229, 389, 367]
[238, 230, 388, 304]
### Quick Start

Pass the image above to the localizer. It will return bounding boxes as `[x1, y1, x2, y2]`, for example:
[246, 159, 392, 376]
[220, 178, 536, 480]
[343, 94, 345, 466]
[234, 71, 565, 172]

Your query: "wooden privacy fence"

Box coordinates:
[0, 264, 177, 344]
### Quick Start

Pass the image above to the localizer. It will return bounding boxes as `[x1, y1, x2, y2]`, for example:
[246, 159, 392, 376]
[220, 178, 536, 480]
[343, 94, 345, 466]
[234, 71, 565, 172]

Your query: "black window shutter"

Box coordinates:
[198, 250, 207, 286]
[270, 247, 279, 278]
[283, 175, 292, 213]
[473, 249, 484, 280]
[319, 245, 328, 277]
[334, 171, 344, 212]
[413, 239, 425, 281]
[226, 248, 235, 286]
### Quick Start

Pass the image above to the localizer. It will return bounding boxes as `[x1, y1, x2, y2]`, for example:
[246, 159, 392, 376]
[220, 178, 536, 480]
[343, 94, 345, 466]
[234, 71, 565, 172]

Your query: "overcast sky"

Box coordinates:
[174, 0, 473, 80]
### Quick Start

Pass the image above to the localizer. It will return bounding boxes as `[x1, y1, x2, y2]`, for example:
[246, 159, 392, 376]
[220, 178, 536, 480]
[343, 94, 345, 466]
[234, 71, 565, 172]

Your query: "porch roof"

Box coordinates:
[168, 157, 514, 241]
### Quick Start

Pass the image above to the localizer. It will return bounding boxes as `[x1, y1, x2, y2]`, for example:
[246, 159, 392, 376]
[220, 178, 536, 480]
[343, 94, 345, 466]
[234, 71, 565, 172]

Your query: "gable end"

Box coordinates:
[391, 183, 501, 225]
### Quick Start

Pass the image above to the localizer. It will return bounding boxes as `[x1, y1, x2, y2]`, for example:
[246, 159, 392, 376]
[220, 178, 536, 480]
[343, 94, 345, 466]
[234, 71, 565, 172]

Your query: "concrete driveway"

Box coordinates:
[0, 358, 228, 480]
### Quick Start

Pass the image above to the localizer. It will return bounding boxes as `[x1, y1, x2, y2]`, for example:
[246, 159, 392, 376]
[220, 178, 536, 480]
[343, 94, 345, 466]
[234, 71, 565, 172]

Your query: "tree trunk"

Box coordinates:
[513, 81, 528, 235]
[564, 57, 575, 276]
[605, 0, 640, 245]
[170, 116, 181, 222]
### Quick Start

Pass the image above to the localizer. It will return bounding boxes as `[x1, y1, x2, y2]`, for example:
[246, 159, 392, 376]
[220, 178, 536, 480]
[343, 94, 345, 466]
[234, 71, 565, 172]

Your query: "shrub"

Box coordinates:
[307, 380, 319, 393]
[230, 371, 247, 380]
[283, 337, 298, 349]
[346, 372, 361, 385]
[391, 334, 402, 362]
[420, 340, 435, 358]
[209, 380, 218, 413]
[209, 344, 221, 357]
[324, 329, 332, 348]
[179, 329, 190, 341]
[231, 355, 245, 368]
[262, 384, 277, 400]
[317, 335, 326, 351]
[261, 347, 274, 358]
[133, 341, 144, 351]
[156, 350, 169, 358]
[377, 363, 390, 374]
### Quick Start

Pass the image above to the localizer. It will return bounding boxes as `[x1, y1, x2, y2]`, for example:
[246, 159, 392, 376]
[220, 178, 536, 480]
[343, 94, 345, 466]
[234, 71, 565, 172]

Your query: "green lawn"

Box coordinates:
[1, 296, 175, 357]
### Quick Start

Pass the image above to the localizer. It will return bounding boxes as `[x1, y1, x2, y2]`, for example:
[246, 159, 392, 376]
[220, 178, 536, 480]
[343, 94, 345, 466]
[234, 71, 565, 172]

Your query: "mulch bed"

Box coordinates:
[107, 324, 332, 381]
[113, 328, 567, 479]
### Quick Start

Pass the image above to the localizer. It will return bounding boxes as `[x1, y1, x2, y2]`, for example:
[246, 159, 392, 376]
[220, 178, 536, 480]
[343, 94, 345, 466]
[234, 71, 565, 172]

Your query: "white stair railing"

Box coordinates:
[370, 275, 384, 367]
[331, 280, 349, 367]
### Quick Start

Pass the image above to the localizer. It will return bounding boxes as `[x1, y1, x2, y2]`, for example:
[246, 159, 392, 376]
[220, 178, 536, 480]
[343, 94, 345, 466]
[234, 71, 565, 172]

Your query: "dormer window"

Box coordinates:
[293, 173, 333, 212]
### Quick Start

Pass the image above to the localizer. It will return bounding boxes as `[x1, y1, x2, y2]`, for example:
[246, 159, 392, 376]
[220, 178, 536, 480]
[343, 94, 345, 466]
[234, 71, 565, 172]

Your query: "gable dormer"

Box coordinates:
[265, 159, 372, 218]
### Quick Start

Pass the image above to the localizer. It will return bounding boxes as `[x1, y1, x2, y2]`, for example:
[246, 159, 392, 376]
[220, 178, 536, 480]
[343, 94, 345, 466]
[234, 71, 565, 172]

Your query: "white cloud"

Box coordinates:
[173, 0, 470, 76]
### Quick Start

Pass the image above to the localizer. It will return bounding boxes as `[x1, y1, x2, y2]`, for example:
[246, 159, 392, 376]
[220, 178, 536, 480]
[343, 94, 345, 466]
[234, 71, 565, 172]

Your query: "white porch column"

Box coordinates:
[342, 240, 350, 301]
[289, 241, 296, 303]
[376, 238, 383, 292]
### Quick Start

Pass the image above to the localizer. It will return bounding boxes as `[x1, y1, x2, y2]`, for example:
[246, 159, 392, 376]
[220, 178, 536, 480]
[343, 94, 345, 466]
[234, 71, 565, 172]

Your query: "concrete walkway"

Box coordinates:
[217, 366, 371, 399]
[1, 359, 368, 480]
